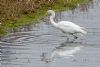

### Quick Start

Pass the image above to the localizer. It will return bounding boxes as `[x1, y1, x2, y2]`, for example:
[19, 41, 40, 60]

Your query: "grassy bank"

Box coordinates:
[0, 0, 90, 36]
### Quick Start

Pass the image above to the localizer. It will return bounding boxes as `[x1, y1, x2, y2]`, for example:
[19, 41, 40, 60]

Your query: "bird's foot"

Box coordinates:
[74, 36, 78, 39]
[66, 35, 78, 43]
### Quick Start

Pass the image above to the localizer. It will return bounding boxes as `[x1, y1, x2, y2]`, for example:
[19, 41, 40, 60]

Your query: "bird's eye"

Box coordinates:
[48, 12, 51, 16]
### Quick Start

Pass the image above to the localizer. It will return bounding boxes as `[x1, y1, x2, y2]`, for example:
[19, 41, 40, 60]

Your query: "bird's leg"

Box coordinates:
[71, 33, 78, 42]
[74, 35, 78, 39]
[66, 34, 70, 42]
[61, 31, 70, 42]
[67, 36, 70, 42]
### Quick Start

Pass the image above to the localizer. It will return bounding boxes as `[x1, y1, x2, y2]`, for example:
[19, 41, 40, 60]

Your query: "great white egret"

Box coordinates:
[46, 10, 87, 42]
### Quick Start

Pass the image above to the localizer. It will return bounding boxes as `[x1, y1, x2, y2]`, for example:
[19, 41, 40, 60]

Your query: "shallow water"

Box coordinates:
[0, 0, 100, 67]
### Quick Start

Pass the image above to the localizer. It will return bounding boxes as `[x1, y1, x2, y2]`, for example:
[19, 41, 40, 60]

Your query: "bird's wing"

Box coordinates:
[57, 21, 86, 34]
[57, 21, 80, 28]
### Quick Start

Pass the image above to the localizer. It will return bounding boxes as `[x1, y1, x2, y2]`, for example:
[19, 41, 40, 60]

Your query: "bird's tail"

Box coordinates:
[82, 27, 87, 33]
[80, 27, 87, 35]
[77, 27, 87, 36]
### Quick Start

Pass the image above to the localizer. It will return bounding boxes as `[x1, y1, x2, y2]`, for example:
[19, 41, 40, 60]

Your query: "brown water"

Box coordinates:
[0, 0, 100, 67]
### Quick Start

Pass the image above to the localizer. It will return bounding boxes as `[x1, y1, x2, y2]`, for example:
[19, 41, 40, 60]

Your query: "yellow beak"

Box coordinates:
[44, 12, 48, 16]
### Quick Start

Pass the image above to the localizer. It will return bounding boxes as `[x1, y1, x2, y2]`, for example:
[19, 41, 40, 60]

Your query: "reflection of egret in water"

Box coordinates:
[41, 42, 83, 63]
[52, 44, 82, 58]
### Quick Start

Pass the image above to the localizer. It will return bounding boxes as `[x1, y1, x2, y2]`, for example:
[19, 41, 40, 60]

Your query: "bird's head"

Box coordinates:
[45, 10, 55, 16]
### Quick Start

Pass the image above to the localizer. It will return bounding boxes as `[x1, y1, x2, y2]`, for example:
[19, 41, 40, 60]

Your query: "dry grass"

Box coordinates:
[0, 0, 56, 23]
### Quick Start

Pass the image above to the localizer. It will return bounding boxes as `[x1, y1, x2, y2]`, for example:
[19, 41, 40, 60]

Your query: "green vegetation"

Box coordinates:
[0, 0, 90, 36]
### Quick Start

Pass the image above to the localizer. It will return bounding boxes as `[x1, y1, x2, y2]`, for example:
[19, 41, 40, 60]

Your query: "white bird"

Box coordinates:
[46, 10, 87, 42]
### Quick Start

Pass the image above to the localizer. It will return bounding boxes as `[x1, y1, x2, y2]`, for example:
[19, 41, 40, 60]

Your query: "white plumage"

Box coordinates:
[47, 10, 87, 42]
[57, 21, 86, 34]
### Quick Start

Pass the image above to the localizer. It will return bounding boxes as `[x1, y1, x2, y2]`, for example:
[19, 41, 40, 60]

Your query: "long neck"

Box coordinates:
[50, 13, 58, 27]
